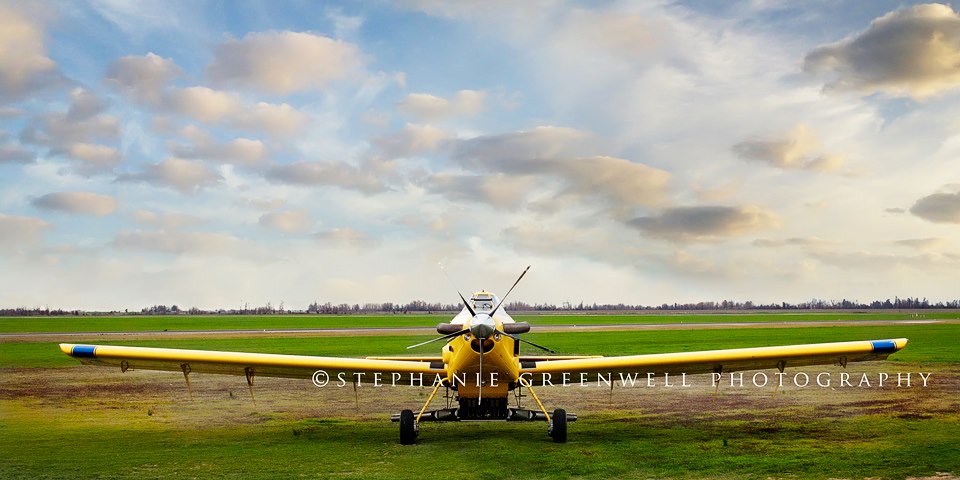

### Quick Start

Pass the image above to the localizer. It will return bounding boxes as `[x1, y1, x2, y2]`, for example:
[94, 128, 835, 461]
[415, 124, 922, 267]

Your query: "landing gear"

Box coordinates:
[549, 408, 567, 443]
[399, 409, 417, 445]
[391, 380, 576, 443]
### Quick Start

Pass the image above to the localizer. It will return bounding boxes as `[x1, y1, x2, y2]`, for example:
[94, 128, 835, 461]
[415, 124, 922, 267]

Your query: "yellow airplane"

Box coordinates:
[61, 266, 908, 444]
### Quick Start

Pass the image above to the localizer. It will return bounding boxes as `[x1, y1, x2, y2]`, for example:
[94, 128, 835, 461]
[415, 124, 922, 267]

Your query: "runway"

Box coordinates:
[1, 318, 953, 343]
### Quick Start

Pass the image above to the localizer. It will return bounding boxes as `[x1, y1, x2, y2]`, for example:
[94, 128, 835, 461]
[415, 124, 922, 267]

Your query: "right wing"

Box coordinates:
[519, 338, 908, 385]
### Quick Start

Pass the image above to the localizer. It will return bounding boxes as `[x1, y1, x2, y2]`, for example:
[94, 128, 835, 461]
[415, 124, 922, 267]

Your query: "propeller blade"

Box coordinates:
[406, 328, 469, 349]
[478, 339, 483, 402]
[440, 262, 476, 317]
[499, 331, 557, 354]
[489, 265, 530, 318]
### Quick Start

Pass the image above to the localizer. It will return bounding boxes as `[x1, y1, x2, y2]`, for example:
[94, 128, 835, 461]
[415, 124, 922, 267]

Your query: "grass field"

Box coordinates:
[1, 315, 958, 479]
[2, 310, 959, 333]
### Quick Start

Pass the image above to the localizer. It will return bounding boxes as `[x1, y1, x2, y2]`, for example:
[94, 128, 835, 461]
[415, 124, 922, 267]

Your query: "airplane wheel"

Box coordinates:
[399, 409, 417, 445]
[550, 408, 567, 443]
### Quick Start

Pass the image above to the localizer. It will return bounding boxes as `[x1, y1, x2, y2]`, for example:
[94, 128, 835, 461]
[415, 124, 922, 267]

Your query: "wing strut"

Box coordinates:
[245, 367, 256, 406]
[181, 363, 193, 400]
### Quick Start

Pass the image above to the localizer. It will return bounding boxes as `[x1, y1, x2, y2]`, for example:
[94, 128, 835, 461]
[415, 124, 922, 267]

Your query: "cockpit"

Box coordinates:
[470, 291, 495, 313]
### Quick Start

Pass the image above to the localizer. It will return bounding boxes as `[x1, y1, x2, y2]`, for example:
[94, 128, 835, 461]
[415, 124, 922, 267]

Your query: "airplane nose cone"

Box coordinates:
[470, 314, 496, 339]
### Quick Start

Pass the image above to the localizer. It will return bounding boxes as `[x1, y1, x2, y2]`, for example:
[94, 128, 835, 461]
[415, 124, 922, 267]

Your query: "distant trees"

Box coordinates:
[3, 296, 960, 316]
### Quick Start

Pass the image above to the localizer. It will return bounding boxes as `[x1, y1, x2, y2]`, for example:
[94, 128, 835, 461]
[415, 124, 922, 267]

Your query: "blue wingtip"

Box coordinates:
[871, 340, 898, 354]
[71, 345, 97, 358]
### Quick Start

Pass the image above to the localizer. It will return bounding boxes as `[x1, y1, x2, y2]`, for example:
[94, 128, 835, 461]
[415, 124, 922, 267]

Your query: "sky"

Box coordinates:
[2, 0, 960, 310]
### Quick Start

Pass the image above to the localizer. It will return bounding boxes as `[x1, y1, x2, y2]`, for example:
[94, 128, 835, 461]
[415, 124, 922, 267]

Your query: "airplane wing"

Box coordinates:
[519, 338, 908, 385]
[60, 343, 445, 383]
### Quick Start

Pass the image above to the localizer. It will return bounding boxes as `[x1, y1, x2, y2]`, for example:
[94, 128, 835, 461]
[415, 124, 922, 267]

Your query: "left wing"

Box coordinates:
[61, 343, 444, 382]
[520, 338, 907, 385]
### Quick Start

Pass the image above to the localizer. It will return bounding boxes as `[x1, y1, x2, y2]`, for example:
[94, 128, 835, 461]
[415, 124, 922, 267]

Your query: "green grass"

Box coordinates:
[2, 311, 958, 333]
[1, 405, 957, 479]
[2, 318, 958, 478]
[3, 323, 958, 369]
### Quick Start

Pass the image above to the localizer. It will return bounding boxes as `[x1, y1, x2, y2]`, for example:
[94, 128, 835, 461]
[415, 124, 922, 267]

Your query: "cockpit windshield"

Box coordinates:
[473, 300, 494, 312]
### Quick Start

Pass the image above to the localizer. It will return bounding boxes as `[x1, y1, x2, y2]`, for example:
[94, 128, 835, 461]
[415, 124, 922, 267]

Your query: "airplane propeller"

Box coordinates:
[406, 264, 557, 402]
[406, 327, 469, 350]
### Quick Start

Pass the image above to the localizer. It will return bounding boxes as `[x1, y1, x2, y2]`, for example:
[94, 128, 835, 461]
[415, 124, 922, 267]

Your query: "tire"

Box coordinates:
[399, 409, 417, 445]
[550, 408, 567, 443]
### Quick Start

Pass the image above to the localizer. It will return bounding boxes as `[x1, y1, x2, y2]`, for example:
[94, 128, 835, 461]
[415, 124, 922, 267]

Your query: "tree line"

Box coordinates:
[2, 296, 959, 316]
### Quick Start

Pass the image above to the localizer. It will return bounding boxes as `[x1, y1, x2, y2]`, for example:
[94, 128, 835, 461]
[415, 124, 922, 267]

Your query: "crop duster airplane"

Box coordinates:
[61, 266, 908, 444]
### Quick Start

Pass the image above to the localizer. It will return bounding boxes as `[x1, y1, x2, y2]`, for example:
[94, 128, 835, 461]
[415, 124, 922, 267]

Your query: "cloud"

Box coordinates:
[373, 123, 449, 158]
[62, 143, 122, 172]
[803, 3, 960, 98]
[753, 237, 826, 248]
[163, 87, 309, 136]
[104, 52, 182, 104]
[131, 210, 203, 229]
[0, 3, 61, 102]
[118, 157, 222, 193]
[164, 86, 242, 123]
[0, 213, 50, 247]
[231, 101, 309, 136]
[0, 141, 34, 163]
[425, 173, 536, 210]
[448, 127, 670, 212]
[113, 230, 239, 255]
[31, 191, 118, 216]
[397, 90, 485, 120]
[65, 88, 109, 121]
[314, 227, 376, 249]
[170, 132, 266, 168]
[891, 237, 948, 251]
[265, 160, 387, 194]
[453, 126, 593, 169]
[21, 88, 119, 146]
[18, 88, 122, 174]
[258, 209, 313, 234]
[207, 31, 363, 95]
[552, 8, 669, 61]
[910, 190, 960, 223]
[631, 205, 781, 242]
[732, 124, 845, 173]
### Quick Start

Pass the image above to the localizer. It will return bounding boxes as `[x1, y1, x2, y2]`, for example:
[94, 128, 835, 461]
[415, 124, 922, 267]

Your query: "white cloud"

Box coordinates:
[170, 133, 266, 168]
[804, 3, 960, 98]
[0, 213, 50, 246]
[131, 209, 204, 229]
[64, 143, 122, 172]
[0, 2, 61, 101]
[0, 142, 34, 163]
[426, 173, 536, 210]
[113, 230, 239, 255]
[208, 31, 363, 95]
[265, 160, 387, 194]
[258, 209, 313, 234]
[104, 52, 181, 104]
[231, 101, 309, 136]
[118, 157, 222, 193]
[164, 86, 242, 123]
[397, 90, 485, 120]
[314, 227, 376, 249]
[732, 124, 846, 173]
[31, 191, 118, 216]
[891, 237, 948, 251]
[163, 87, 309, 136]
[448, 127, 670, 213]
[373, 123, 449, 158]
